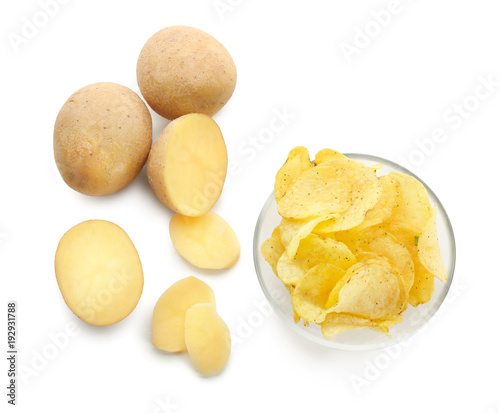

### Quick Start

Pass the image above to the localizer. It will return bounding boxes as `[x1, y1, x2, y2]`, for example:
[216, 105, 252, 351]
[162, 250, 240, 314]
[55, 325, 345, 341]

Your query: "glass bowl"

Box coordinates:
[253, 153, 456, 351]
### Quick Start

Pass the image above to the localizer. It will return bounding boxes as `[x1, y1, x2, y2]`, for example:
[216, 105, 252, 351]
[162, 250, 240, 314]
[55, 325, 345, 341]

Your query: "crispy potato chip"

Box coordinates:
[274, 146, 313, 202]
[304, 160, 382, 230]
[381, 222, 435, 306]
[320, 313, 390, 337]
[278, 215, 338, 258]
[314, 148, 346, 165]
[335, 227, 415, 294]
[388, 172, 432, 231]
[276, 234, 356, 286]
[277, 165, 352, 219]
[418, 206, 447, 282]
[354, 174, 400, 230]
[291, 263, 346, 323]
[260, 227, 285, 276]
[326, 259, 408, 320]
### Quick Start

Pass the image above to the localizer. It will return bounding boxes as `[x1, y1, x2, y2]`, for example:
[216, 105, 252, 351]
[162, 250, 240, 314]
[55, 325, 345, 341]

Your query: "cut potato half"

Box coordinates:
[147, 113, 228, 216]
[170, 212, 240, 269]
[54, 220, 144, 326]
[152, 276, 215, 352]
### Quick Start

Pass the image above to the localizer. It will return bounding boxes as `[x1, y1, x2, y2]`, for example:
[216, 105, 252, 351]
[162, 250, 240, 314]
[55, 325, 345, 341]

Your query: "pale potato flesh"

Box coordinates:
[54, 82, 152, 196]
[169, 212, 240, 269]
[185, 303, 231, 377]
[147, 113, 228, 216]
[55, 220, 144, 326]
[152, 276, 216, 352]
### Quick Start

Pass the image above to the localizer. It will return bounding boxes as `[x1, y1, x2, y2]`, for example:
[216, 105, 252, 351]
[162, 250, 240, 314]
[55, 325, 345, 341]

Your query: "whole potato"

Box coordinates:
[137, 26, 237, 120]
[54, 82, 152, 196]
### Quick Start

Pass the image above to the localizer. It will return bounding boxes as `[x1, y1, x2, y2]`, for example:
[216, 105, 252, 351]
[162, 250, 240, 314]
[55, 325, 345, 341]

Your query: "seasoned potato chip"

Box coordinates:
[260, 227, 285, 276]
[274, 146, 313, 202]
[336, 228, 414, 294]
[418, 206, 447, 283]
[305, 158, 382, 230]
[291, 263, 346, 323]
[388, 172, 432, 231]
[277, 165, 352, 219]
[326, 259, 408, 320]
[278, 214, 338, 258]
[321, 313, 389, 338]
[314, 148, 346, 165]
[354, 175, 400, 230]
[276, 234, 355, 286]
[381, 222, 435, 306]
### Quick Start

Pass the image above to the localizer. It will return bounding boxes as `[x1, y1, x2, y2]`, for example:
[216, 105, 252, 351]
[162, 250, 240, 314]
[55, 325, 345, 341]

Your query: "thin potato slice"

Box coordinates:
[274, 146, 313, 202]
[147, 113, 228, 217]
[152, 277, 216, 352]
[185, 303, 231, 377]
[55, 220, 144, 326]
[170, 212, 240, 269]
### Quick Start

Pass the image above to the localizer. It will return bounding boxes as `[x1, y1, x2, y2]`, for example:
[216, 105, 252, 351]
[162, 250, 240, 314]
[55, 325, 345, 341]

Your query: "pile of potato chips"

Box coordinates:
[261, 147, 447, 337]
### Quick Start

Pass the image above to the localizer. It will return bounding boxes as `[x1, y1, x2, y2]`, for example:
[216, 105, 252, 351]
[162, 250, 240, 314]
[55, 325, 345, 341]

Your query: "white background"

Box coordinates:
[1, 0, 499, 412]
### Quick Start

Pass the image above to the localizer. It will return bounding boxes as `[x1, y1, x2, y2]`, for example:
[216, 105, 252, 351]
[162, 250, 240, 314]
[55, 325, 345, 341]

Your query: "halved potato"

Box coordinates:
[55, 220, 144, 326]
[169, 212, 240, 270]
[185, 303, 231, 377]
[152, 276, 216, 353]
[147, 113, 227, 216]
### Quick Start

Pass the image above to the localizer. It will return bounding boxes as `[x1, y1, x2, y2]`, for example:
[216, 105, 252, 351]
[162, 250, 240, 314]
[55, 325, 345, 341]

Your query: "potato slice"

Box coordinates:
[185, 303, 231, 377]
[147, 113, 228, 217]
[55, 220, 144, 326]
[169, 212, 240, 269]
[152, 277, 215, 352]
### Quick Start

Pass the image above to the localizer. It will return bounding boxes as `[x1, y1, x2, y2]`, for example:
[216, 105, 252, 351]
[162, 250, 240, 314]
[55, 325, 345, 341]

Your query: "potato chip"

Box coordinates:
[418, 206, 447, 283]
[381, 222, 435, 306]
[278, 214, 338, 259]
[387, 172, 432, 231]
[314, 148, 346, 165]
[276, 234, 356, 286]
[326, 259, 408, 320]
[291, 263, 346, 323]
[274, 146, 313, 202]
[321, 313, 389, 338]
[300, 159, 382, 230]
[277, 165, 352, 219]
[354, 174, 400, 230]
[260, 227, 285, 276]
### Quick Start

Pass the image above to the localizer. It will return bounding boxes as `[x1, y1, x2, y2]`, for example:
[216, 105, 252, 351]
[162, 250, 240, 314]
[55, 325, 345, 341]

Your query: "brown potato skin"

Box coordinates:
[137, 26, 237, 120]
[54, 82, 152, 196]
[146, 117, 182, 211]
